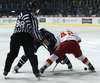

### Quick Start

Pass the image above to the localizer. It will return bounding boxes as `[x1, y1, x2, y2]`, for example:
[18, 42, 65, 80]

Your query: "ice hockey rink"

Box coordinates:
[0, 24, 100, 83]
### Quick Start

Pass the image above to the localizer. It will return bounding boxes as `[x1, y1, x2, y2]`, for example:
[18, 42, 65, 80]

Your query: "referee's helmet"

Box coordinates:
[28, 1, 40, 13]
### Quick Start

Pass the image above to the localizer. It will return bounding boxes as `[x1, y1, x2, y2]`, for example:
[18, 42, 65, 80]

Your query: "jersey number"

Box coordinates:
[61, 31, 74, 38]
[16, 20, 25, 28]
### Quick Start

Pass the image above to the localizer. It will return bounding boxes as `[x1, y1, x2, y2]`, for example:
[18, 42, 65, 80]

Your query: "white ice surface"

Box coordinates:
[0, 25, 100, 83]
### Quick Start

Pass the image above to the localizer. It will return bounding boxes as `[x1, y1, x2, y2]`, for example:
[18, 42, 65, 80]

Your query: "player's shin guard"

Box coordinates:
[77, 55, 95, 71]
[40, 54, 59, 74]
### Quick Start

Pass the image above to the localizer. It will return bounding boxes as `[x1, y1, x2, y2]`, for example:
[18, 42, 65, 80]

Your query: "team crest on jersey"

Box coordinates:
[56, 46, 60, 50]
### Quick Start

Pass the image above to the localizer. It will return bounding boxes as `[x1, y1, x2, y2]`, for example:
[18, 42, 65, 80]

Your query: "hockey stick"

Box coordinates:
[52, 63, 58, 72]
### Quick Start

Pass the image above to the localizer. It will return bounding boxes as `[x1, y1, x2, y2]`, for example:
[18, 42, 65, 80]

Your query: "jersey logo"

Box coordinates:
[56, 46, 60, 50]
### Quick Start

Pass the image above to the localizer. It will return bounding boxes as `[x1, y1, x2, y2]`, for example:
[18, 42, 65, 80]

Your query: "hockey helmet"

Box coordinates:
[40, 28, 53, 42]
[43, 33, 53, 42]
[40, 28, 47, 36]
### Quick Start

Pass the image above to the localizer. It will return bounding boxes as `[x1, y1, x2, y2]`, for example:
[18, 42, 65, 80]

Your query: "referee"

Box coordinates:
[3, 1, 43, 79]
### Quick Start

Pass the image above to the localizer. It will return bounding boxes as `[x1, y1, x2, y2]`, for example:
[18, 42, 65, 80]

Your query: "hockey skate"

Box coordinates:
[67, 63, 73, 70]
[35, 73, 41, 80]
[39, 68, 45, 74]
[12, 68, 18, 74]
[3, 71, 8, 79]
[88, 63, 95, 72]
[89, 66, 95, 71]
[12, 66, 19, 73]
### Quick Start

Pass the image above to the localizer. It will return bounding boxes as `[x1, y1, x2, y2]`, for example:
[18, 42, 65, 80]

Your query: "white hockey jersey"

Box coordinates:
[55, 30, 81, 47]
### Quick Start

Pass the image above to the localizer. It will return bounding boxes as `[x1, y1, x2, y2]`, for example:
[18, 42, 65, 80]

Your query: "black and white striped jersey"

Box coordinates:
[14, 11, 43, 41]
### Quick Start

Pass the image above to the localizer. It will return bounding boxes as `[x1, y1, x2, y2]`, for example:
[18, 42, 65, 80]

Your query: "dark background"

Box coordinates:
[0, 0, 100, 17]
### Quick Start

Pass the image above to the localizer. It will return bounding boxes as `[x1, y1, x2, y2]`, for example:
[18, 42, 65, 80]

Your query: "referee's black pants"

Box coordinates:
[4, 32, 39, 74]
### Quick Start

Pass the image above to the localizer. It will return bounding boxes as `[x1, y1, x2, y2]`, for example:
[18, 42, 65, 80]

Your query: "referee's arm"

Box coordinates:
[31, 17, 43, 42]
[28, 18, 43, 42]
[22, 13, 43, 42]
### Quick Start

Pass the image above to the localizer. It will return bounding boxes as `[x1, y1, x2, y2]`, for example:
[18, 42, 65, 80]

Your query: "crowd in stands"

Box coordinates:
[0, 0, 100, 17]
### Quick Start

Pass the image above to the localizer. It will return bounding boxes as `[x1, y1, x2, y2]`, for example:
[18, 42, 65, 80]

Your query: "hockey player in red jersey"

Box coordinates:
[39, 29, 95, 74]
[13, 28, 73, 73]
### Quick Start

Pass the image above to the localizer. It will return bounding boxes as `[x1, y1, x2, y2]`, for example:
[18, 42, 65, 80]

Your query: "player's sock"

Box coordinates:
[17, 55, 28, 68]
[13, 55, 28, 73]
[40, 54, 59, 74]
[77, 55, 90, 65]
[77, 55, 95, 71]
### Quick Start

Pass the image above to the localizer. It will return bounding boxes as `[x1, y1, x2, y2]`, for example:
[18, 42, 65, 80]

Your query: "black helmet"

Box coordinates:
[43, 33, 53, 42]
[40, 28, 53, 42]
[40, 28, 47, 36]
[28, 1, 40, 13]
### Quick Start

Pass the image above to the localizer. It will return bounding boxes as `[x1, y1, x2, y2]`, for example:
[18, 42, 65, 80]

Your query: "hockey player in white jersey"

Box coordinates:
[40, 29, 95, 74]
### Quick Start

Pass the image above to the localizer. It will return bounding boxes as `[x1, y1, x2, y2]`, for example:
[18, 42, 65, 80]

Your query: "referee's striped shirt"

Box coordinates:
[14, 11, 43, 41]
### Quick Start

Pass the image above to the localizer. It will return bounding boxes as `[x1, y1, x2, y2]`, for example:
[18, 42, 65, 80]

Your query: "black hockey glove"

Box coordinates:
[56, 58, 61, 63]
